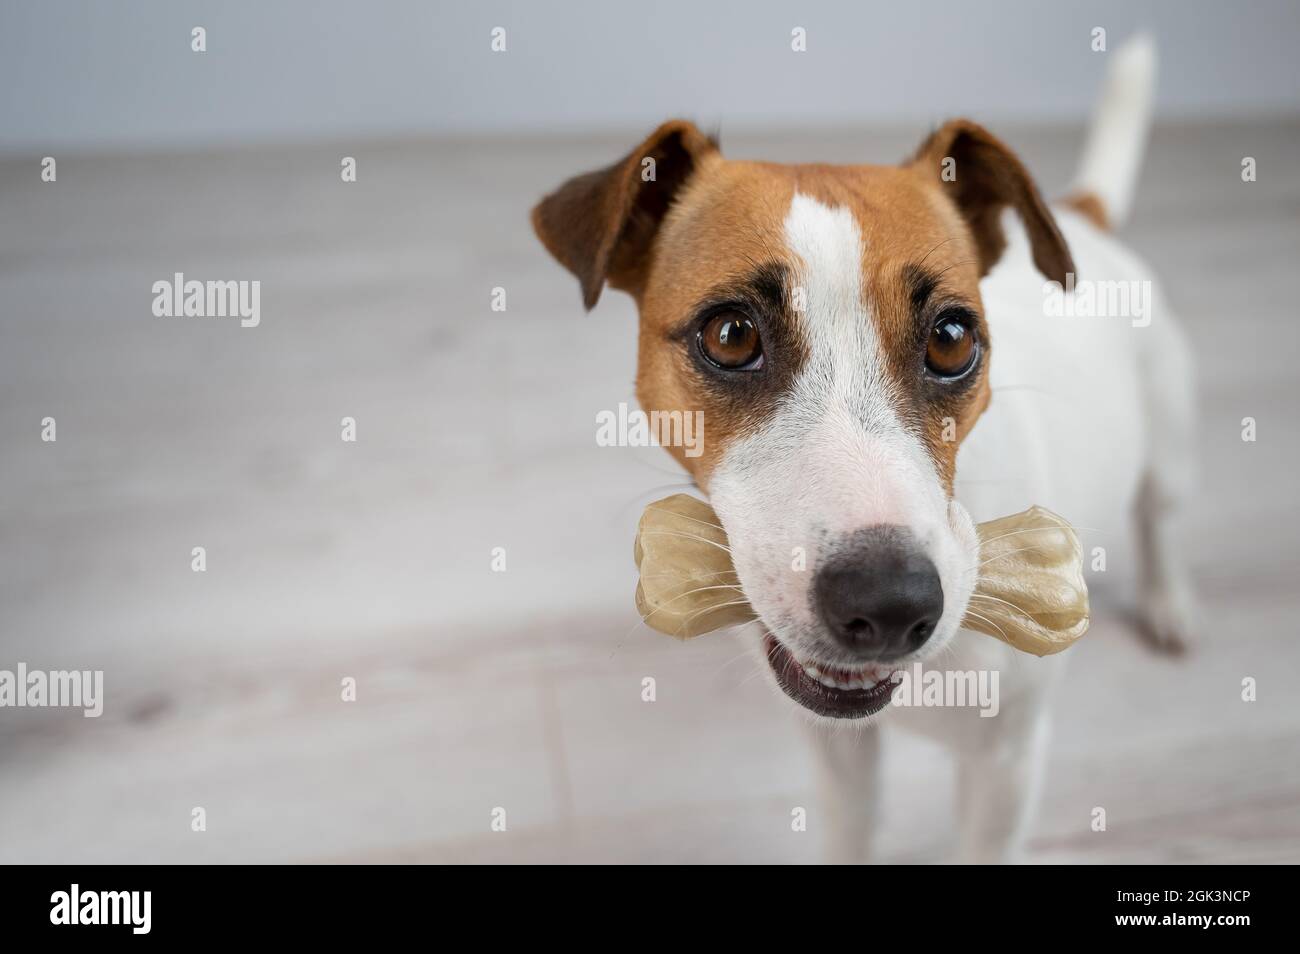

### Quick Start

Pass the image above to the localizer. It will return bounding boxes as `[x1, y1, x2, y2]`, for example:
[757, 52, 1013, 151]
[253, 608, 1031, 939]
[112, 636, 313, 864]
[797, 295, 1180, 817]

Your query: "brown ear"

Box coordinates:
[909, 120, 1074, 284]
[531, 120, 718, 309]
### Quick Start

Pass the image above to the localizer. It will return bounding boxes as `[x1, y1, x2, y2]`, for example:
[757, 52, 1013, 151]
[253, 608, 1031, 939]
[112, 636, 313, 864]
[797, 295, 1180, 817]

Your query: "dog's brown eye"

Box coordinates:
[926, 316, 976, 377]
[699, 311, 763, 370]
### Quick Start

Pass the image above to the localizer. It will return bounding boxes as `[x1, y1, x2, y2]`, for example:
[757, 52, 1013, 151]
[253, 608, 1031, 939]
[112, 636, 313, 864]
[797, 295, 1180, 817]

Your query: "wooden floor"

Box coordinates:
[1, 121, 1298, 863]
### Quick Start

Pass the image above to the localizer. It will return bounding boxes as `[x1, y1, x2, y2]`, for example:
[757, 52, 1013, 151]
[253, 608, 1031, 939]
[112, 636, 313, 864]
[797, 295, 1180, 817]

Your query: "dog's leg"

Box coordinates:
[806, 721, 881, 864]
[1135, 472, 1196, 652]
[1134, 298, 1197, 653]
[954, 706, 1052, 864]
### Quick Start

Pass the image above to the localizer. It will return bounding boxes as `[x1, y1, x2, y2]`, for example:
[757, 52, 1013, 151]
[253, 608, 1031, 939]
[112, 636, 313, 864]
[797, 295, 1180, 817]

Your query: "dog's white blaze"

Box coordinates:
[710, 193, 978, 675]
[777, 195, 932, 530]
[782, 194, 887, 398]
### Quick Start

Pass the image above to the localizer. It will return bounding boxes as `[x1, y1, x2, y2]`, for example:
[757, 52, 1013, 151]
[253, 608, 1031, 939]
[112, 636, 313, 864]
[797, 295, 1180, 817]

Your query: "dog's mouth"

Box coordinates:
[763, 634, 900, 719]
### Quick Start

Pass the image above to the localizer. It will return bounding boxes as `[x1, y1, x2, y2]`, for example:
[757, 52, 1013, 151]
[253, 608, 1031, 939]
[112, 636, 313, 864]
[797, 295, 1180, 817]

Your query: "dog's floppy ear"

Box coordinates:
[532, 120, 719, 309]
[908, 119, 1074, 284]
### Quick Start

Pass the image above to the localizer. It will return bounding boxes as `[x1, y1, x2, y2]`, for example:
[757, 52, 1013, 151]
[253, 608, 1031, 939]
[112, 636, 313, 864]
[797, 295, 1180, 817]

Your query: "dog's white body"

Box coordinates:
[798, 39, 1197, 862]
[799, 207, 1194, 863]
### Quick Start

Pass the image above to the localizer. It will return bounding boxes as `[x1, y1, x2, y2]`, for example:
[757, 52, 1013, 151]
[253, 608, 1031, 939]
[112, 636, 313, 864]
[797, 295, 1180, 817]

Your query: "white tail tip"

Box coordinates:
[1072, 33, 1157, 229]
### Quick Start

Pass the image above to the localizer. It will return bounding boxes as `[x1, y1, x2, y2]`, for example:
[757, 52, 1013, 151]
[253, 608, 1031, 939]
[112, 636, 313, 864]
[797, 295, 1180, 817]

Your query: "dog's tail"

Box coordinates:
[1064, 33, 1157, 230]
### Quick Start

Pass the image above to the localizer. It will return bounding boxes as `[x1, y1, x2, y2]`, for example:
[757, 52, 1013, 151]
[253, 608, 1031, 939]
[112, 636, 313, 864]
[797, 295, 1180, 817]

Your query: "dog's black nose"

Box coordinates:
[813, 526, 944, 659]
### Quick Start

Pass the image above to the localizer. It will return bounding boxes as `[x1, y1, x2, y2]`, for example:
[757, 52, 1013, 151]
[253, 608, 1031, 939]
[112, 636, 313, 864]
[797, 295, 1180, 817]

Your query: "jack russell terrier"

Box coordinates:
[532, 36, 1194, 863]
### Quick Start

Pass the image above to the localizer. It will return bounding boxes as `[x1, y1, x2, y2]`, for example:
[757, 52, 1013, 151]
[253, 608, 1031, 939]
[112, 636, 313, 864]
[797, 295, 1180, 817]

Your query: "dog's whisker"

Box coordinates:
[615, 481, 698, 511]
[680, 598, 754, 625]
[977, 544, 1055, 569]
[976, 524, 1108, 548]
[967, 592, 1034, 618]
[961, 607, 1012, 643]
[630, 592, 752, 657]
[640, 570, 741, 586]
[709, 646, 760, 680]
[611, 582, 750, 658]
[933, 257, 978, 279]
[643, 506, 727, 533]
[637, 529, 733, 554]
[610, 610, 667, 654]
[643, 582, 745, 604]
[916, 235, 955, 270]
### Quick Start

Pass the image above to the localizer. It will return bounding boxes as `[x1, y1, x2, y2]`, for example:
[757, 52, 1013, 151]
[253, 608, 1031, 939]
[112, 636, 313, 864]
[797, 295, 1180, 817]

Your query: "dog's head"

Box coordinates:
[534, 120, 1072, 720]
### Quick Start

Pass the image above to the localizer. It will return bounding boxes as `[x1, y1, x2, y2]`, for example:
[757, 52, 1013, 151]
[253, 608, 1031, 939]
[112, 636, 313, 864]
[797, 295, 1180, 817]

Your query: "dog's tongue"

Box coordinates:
[632, 494, 1089, 657]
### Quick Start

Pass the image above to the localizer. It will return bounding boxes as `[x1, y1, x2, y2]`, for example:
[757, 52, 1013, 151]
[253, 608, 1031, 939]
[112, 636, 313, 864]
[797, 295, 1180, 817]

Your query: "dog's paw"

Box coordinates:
[1136, 586, 1195, 655]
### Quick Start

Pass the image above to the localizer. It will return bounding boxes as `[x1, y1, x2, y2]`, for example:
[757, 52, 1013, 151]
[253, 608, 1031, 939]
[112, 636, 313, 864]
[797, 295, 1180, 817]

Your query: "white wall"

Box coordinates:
[2, 0, 1298, 155]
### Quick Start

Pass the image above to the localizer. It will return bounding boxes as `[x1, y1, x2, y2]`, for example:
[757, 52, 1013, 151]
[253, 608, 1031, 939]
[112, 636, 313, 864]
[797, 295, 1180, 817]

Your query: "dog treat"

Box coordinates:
[633, 494, 1089, 657]
[963, 506, 1090, 655]
[634, 494, 758, 637]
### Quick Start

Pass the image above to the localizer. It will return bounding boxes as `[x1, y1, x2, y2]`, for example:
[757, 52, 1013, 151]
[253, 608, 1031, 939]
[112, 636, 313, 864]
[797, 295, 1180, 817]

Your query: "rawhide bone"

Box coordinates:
[634, 494, 1089, 657]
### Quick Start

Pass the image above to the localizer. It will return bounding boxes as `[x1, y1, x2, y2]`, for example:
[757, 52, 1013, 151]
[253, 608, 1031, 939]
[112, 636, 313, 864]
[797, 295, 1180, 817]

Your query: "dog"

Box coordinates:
[532, 36, 1194, 863]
